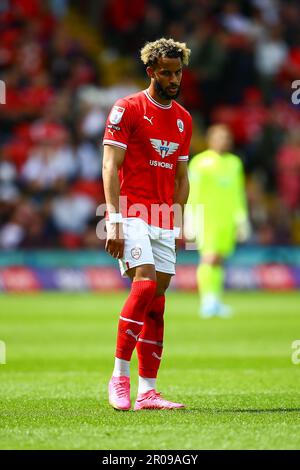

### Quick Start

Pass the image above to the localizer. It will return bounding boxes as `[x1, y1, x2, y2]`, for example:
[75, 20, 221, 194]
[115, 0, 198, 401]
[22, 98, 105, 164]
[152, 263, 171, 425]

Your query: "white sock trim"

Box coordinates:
[138, 376, 157, 394]
[113, 357, 130, 377]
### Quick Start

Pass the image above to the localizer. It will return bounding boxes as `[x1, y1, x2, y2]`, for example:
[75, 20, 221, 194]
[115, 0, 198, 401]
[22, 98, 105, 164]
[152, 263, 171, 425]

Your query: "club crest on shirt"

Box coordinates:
[177, 119, 184, 132]
[150, 139, 179, 159]
[109, 106, 125, 125]
[131, 246, 142, 260]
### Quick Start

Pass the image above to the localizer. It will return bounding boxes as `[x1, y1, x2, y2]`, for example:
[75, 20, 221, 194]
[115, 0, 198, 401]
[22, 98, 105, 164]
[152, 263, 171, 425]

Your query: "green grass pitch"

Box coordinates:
[1, 290, 300, 450]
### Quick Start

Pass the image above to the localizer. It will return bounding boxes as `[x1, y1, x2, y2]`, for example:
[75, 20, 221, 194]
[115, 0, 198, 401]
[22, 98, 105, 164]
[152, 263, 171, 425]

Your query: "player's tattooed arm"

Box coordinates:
[174, 161, 189, 238]
[102, 144, 125, 259]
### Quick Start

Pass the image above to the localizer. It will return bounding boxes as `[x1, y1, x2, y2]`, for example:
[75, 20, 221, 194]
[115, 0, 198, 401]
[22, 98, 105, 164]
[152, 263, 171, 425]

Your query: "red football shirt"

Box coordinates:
[103, 89, 192, 229]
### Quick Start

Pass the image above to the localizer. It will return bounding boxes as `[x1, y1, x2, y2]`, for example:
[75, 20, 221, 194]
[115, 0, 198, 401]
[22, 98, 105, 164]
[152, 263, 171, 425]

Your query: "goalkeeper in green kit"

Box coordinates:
[187, 124, 249, 318]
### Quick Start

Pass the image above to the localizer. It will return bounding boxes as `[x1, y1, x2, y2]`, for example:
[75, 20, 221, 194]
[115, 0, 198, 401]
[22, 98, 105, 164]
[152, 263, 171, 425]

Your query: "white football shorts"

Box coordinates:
[116, 217, 176, 277]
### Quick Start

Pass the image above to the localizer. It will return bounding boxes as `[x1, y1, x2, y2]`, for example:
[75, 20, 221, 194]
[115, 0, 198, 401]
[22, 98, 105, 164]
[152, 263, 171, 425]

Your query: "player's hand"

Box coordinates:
[173, 225, 181, 253]
[105, 222, 124, 259]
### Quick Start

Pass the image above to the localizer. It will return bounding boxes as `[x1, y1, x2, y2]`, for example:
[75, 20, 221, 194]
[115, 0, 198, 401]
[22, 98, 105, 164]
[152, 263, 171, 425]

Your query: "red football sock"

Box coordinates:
[115, 280, 157, 361]
[136, 295, 165, 378]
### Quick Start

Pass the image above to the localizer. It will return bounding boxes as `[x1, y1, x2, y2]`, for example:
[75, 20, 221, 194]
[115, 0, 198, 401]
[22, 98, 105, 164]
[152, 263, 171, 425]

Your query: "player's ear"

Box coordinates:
[146, 66, 155, 79]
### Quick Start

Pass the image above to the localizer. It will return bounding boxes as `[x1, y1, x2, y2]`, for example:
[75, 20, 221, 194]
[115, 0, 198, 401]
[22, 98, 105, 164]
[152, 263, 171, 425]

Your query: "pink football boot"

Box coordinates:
[108, 376, 131, 411]
[134, 389, 185, 411]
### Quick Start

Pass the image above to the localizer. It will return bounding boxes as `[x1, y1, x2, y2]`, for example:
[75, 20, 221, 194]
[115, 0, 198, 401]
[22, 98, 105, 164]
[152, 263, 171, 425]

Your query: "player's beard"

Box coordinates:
[155, 80, 180, 100]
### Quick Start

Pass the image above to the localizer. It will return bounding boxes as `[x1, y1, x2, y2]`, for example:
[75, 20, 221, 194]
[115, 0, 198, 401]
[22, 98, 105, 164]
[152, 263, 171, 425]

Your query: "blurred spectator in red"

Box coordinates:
[277, 129, 300, 211]
[104, 0, 147, 52]
[212, 87, 267, 146]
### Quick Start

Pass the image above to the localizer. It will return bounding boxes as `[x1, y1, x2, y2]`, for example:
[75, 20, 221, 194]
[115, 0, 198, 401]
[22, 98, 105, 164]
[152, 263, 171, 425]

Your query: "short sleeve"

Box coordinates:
[177, 113, 192, 162]
[102, 98, 134, 150]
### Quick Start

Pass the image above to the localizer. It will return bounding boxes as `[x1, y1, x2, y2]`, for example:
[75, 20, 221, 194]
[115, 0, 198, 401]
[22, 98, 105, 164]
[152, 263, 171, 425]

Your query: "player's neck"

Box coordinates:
[147, 84, 172, 106]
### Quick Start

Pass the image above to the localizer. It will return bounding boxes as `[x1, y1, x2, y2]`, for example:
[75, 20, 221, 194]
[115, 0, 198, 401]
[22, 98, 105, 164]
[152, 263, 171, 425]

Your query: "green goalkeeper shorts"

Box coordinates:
[197, 223, 236, 257]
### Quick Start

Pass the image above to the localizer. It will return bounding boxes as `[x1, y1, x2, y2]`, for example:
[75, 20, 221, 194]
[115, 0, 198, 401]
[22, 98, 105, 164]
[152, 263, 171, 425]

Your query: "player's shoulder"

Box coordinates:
[110, 91, 145, 124]
[172, 101, 192, 123]
[114, 90, 145, 109]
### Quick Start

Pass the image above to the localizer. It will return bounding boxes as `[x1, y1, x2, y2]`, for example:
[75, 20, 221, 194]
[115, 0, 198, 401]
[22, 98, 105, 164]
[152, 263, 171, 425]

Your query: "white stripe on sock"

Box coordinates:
[120, 316, 144, 325]
[138, 338, 163, 346]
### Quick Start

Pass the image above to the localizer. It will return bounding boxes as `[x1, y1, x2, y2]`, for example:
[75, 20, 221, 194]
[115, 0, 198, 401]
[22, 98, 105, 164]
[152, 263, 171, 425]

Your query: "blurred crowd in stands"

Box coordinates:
[1, 0, 300, 250]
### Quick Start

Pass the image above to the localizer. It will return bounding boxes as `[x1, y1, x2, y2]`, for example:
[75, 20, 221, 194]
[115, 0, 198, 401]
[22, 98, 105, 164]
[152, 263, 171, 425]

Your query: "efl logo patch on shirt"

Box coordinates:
[109, 106, 125, 124]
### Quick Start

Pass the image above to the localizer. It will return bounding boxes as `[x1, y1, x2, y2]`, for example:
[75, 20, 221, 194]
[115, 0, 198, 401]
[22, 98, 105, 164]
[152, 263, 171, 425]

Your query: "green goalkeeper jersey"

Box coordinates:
[187, 149, 248, 253]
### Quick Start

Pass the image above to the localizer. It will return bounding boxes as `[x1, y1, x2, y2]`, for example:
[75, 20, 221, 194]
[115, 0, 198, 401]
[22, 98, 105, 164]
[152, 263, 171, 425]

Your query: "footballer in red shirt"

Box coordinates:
[102, 38, 192, 411]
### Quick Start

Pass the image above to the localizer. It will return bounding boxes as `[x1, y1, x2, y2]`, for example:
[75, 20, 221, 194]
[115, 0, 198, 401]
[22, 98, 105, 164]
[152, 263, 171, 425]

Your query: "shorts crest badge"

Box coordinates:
[131, 247, 142, 260]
